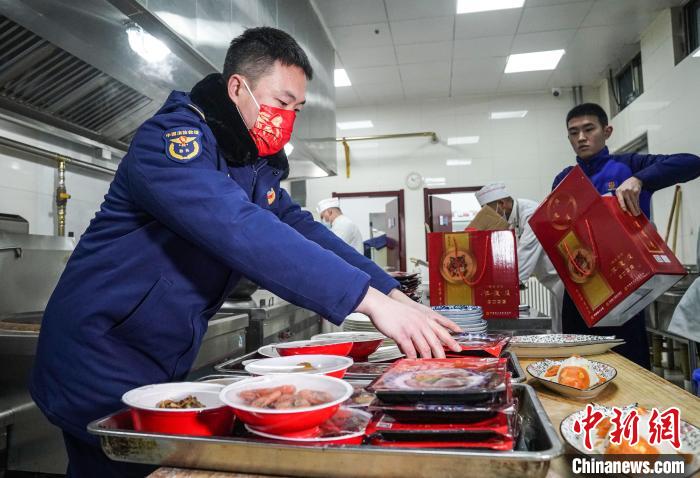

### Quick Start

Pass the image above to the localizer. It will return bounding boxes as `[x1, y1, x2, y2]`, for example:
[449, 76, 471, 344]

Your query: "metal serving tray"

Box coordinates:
[88, 384, 562, 478]
[213, 350, 527, 383]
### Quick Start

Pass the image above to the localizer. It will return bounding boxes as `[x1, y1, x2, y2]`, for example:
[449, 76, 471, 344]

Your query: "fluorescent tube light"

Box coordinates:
[490, 110, 528, 119]
[505, 49, 565, 73]
[126, 24, 170, 62]
[446, 159, 473, 166]
[447, 136, 479, 145]
[424, 177, 447, 186]
[457, 0, 525, 14]
[337, 120, 374, 130]
[334, 68, 352, 87]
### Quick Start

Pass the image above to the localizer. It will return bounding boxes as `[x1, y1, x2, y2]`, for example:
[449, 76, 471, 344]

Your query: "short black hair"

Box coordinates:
[566, 103, 608, 127]
[223, 27, 313, 86]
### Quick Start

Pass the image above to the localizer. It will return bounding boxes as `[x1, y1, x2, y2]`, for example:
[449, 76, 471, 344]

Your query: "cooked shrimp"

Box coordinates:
[251, 389, 282, 408]
[298, 389, 333, 405]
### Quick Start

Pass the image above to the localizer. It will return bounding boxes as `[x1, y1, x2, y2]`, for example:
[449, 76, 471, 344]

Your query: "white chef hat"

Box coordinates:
[317, 197, 340, 214]
[475, 182, 510, 207]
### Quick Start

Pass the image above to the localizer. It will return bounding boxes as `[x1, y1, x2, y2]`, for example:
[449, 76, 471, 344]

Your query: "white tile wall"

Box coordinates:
[0, 151, 111, 237]
[600, 9, 700, 265]
[304, 90, 580, 264]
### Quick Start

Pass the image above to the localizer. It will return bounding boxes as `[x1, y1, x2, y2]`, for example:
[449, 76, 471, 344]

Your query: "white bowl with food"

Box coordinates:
[219, 374, 353, 435]
[122, 382, 234, 436]
[244, 354, 354, 378]
[527, 356, 617, 400]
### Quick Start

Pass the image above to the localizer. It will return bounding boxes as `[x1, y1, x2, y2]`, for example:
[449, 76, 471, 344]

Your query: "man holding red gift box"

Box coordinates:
[552, 103, 700, 368]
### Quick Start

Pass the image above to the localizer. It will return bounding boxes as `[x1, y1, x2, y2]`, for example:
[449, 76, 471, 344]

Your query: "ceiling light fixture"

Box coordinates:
[284, 143, 294, 156]
[424, 177, 447, 186]
[126, 23, 171, 62]
[334, 68, 352, 87]
[457, 0, 525, 14]
[337, 120, 374, 130]
[447, 136, 480, 145]
[446, 159, 472, 166]
[490, 110, 528, 119]
[505, 49, 565, 73]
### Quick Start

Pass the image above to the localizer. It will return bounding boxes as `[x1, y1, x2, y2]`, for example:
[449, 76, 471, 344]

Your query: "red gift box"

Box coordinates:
[529, 166, 685, 327]
[427, 230, 519, 318]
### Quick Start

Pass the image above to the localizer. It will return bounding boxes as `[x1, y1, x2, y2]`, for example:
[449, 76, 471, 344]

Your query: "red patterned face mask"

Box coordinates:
[242, 79, 296, 157]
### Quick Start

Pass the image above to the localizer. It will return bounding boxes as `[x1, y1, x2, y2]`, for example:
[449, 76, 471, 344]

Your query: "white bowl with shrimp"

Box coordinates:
[219, 374, 353, 435]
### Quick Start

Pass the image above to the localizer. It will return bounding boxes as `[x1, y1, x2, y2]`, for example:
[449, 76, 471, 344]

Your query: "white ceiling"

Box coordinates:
[313, 0, 684, 107]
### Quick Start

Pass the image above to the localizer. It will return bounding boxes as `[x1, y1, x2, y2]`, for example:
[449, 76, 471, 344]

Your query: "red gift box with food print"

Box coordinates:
[528, 166, 685, 327]
[428, 230, 519, 318]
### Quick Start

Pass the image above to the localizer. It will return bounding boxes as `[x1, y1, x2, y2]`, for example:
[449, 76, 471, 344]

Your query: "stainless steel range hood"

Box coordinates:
[0, 0, 337, 178]
[0, 0, 210, 151]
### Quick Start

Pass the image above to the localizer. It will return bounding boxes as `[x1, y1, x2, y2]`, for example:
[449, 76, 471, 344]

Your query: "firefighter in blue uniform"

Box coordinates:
[31, 27, 461, 477]
[553, 103, 700, 369]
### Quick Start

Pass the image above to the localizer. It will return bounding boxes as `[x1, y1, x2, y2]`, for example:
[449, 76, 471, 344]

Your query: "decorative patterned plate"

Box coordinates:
[561, 404, 700, 477]
[511, 334, 620, 346]
[509, 335, 625, 358]
[527, 359, 617, 400]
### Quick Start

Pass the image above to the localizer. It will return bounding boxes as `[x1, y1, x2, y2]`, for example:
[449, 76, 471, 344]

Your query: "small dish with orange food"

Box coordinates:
[526, 355, 616, 400]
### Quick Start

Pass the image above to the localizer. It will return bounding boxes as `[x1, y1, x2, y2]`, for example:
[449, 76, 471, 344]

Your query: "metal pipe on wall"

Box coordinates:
[334, 131, 439, 178]
[55, 157, 70, 236]
[0, 135, 115, 236]
[0, 136, 116, 176]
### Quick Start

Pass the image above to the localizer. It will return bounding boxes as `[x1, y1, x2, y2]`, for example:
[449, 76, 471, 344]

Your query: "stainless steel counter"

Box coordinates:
[189, 313, 249, 377]
[219, 293, 322, 353]
[0, 355, 68, 475]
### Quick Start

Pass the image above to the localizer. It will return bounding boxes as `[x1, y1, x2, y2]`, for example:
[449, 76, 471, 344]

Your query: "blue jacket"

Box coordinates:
[553, 146, 700, 217]
[30, 74, 398, 442]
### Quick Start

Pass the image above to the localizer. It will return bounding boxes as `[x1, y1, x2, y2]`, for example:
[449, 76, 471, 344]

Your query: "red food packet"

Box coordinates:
[445, 333, 512, 357]
[367, 433, 515, 450]
[367, 357, 510, 405]
[369, 412, 516, 438]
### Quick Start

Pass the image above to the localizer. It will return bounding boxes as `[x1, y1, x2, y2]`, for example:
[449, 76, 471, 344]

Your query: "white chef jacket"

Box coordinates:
[668, 236, 700, 342]
[510, 198, 565, 330]
[331, 214, 364, 254]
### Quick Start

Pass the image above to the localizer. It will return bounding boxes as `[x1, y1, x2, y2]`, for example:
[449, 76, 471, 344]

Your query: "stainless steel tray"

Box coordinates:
[504, 350, 526, 383]
[214, 350, 527, 383]
[88, 383, 562, 478]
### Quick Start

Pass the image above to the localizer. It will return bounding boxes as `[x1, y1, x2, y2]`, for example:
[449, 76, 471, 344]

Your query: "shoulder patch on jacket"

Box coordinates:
[163, 127, 203, 163]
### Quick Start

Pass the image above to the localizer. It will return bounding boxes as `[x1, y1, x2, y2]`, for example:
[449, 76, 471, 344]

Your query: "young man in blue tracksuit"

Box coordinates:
[30, 27, 461, 476]
[553, 103, 700, 369]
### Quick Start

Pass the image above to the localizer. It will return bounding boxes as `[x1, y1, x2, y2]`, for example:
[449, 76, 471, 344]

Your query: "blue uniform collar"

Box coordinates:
[576, 146, 610, 176]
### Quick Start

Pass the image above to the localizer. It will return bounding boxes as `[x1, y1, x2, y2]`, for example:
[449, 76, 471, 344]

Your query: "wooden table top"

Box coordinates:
[150, 351, 700, 478]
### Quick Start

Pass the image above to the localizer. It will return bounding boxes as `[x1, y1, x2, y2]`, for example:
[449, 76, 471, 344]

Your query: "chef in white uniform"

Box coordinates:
[317, 197, 364, 254]
[668, 236, 700, 343]
[476, 183, 565, 330]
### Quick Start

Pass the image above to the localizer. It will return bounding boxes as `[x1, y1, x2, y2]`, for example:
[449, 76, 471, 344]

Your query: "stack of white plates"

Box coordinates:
[519, 303, 531, 318]
[341, 313, 376, 332]
[342, 313, 396, 346]
[367, 345, 404, 362]
[431, 305, 487, 333]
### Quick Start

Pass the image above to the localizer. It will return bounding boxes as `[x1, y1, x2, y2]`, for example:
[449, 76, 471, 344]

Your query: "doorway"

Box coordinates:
[423, 186, 482, 254]
[332, 190, 406, 271]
